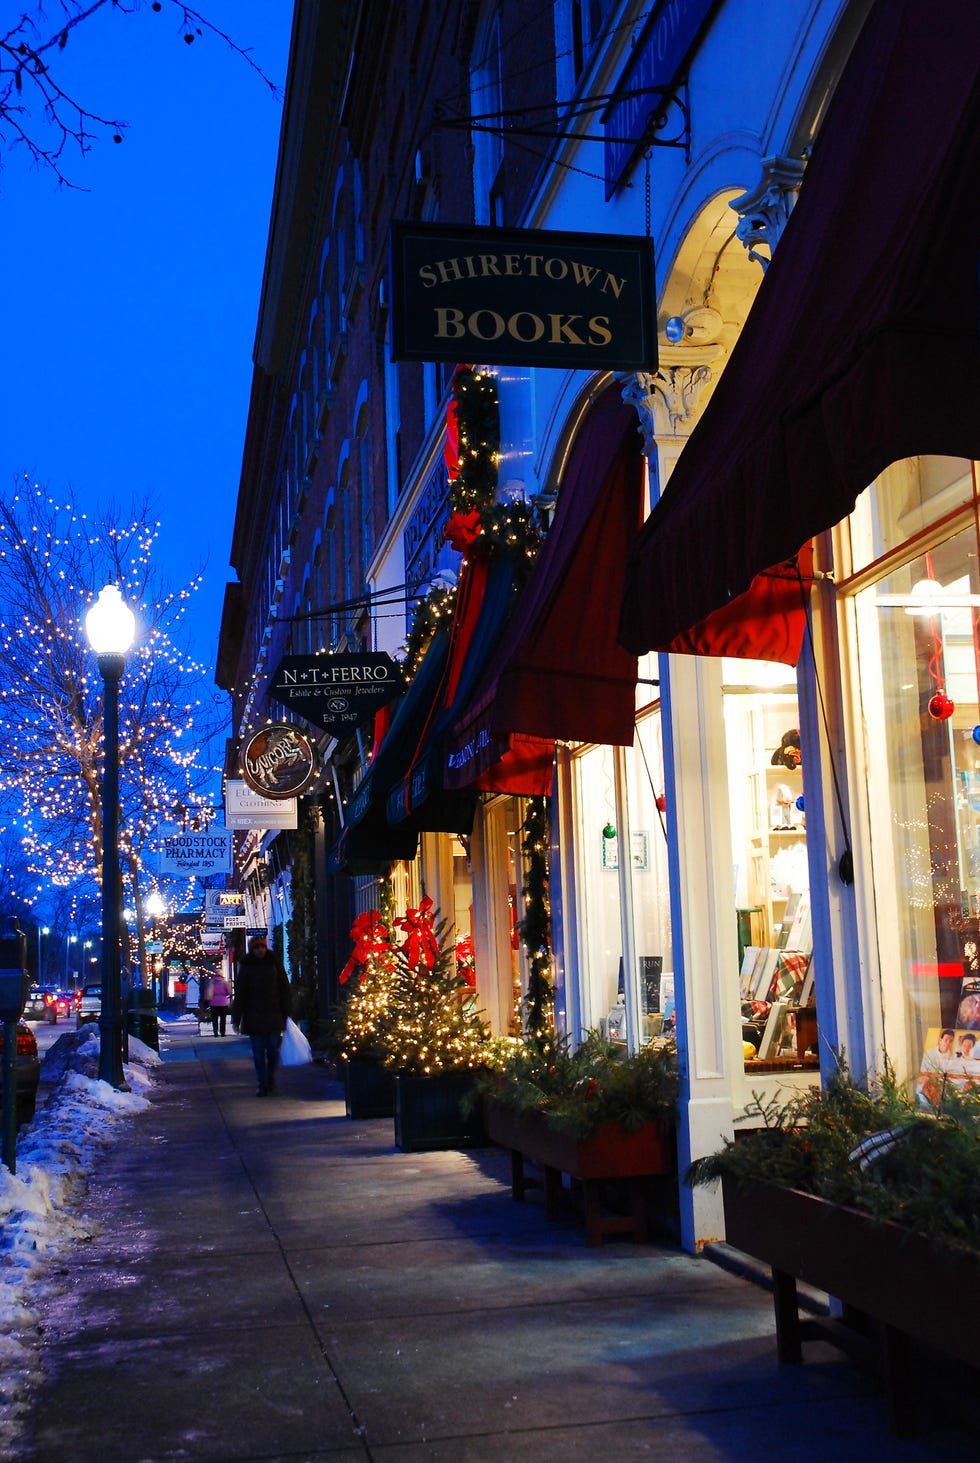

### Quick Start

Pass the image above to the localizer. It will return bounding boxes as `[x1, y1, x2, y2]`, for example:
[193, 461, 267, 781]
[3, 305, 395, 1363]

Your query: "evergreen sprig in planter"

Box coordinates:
[476, 1033, 678, 1245]
[688, 1060, 980, 1433]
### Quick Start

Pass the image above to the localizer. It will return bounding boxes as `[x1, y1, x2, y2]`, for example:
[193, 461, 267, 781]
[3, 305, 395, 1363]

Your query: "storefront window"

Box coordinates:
[854, 523, 980, 1086]
[570, 709, 672, 1048]
[848, 457, 975, 574]
[625, 711, 673, 1041]
[723, 665, 814, 1069]
[481, 796, 525, 1036]
[571, 744, 624, 1037]
[451, 839, 476, 996]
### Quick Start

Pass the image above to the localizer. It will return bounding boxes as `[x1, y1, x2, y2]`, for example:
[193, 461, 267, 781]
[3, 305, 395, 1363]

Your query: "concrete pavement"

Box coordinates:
[19, 1023, 972, 1461]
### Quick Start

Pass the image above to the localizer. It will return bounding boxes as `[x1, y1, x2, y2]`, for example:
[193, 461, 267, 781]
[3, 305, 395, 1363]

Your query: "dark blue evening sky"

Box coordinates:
[0, 0, 292, 673]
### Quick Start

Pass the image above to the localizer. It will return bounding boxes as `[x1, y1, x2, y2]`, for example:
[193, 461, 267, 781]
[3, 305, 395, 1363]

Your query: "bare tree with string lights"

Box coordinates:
[0, 477, 226, 972]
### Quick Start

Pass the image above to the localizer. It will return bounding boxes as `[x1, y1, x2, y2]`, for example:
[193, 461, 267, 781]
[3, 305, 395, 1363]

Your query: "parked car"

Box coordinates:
[24, 986, 65, 1023]
[76, 984, 102, 1027]
[0, 1020, 41, 1128]
[24, 986, 51, 1021]
[43, 989, 72, 1025]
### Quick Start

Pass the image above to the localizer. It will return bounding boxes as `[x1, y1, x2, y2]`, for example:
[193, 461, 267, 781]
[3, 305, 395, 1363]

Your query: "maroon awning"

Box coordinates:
[620, 0, 980, 654]
[446, 386, 644, 792]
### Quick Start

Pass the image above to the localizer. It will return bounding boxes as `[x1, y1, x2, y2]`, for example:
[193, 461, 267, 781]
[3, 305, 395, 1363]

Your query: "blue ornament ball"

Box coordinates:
[796, 795, 805, 812]
[973, 726, 980, 746]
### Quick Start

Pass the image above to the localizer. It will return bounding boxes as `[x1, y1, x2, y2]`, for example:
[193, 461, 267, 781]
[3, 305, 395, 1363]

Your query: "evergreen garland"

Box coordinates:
[401, 367, 542, 687]
[402, 582, 456, 682]
[449, 366, 499, 512]
[446, 367, 540, 567]
[517, 795, 554, 1045]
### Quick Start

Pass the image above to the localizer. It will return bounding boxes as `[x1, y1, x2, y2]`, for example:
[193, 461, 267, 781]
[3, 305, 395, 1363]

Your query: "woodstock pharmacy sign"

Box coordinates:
[390, 221, 657, 371]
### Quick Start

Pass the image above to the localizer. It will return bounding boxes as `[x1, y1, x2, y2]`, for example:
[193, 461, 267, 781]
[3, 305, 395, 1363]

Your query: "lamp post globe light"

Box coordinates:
[84, 584, 137, 1088]
[144, 891, 166, 1004]
[37, 926, 49, 982]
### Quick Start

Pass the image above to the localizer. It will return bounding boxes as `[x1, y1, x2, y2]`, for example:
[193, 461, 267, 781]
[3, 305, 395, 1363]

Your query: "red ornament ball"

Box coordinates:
[928, 692, 955, 721]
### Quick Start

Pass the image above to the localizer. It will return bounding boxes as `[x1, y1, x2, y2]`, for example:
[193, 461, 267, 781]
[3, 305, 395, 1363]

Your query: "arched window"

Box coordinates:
[323, 490, 337, 646]
[288, 393, 303, 512]
[338, 450, 353, 610]
[307, 302, 321, 419]
[354, 387, 372, 567]
[301, 570, 313, 654]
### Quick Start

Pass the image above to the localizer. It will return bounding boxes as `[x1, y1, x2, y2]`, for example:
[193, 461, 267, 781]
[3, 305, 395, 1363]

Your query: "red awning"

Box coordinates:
[446, 386, 644, 792]
[620, 0, 980, 654]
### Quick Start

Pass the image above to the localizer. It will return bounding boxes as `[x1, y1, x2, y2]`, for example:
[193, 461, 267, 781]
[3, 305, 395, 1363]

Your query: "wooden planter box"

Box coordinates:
[484, 1100, 673, 1247]
[392, 1070, 486, 1152]
[342, 1058, 394, 1119]
[722, 1176, 980, 1433]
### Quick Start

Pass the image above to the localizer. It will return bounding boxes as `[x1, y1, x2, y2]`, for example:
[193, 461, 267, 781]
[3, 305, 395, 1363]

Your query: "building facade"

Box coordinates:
[217, 0, 980, 1250]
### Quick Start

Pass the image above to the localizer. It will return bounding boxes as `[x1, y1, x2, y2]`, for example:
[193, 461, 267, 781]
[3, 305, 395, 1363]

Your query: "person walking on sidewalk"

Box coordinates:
[231, 935, 291, 1095]
[208, 971, 231, 1037]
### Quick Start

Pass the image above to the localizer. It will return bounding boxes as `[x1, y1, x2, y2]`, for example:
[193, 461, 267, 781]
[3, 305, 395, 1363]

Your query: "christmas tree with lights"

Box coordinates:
[336, 880, 401, 1063]
[336, 891, 494, 1075]
[382, 896, 494, 1077]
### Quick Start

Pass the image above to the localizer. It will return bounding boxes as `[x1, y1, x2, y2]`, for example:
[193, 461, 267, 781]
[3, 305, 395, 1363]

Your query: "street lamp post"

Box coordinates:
[85, 583, 136, 1089]
[65, 933, 76, 985]
[37, 926, 48, 982]
[145, 891, 166, 1006]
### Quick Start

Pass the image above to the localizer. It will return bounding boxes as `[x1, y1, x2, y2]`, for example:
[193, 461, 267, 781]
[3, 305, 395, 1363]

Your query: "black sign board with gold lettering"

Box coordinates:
[390, 221, 657, 371]
[268, 652, 402, 737]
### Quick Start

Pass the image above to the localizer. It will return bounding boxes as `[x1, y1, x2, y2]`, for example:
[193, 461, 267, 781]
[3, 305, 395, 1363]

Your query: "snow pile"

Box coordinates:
[0, 1025, 159, 1453]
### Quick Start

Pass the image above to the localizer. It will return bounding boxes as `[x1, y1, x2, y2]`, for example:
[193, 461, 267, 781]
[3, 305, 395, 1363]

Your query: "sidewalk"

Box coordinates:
[21, 1026, 970, 1461]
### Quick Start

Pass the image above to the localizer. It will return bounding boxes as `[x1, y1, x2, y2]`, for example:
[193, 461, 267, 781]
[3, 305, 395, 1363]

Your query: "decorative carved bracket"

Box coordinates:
[730, 154, 806, 270]
[620, 354, 717, 448]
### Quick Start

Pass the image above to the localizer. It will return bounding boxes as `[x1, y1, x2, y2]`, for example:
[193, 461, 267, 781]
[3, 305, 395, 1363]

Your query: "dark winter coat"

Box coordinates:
[231, 952, 291, 1037]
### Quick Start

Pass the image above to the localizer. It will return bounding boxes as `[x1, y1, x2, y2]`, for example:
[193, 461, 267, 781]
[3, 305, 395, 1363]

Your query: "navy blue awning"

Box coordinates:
[327, 632, 451, 873]
[387, 548, 526, 832]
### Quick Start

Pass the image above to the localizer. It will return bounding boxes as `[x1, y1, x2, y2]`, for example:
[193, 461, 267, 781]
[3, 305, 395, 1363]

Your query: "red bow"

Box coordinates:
[395, 895, 441, 970]
[443, 508, 483, 553]
[455, 934, 476, 988]
[339, 910, 391, 984]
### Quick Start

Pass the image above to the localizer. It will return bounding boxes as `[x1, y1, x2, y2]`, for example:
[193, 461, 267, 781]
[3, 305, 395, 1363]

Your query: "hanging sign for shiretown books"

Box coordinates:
[390, 221, 657, 371]
[268, 652, 401, 736]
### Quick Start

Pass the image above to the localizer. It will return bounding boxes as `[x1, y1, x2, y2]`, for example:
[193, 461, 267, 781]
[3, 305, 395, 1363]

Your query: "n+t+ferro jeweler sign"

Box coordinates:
[267, 652, 402, 737]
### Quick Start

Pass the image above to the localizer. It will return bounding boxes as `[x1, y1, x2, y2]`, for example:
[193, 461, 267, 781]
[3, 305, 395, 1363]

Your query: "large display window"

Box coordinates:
[851, 508, 980, 1088]
[568, 708, 672, 1050]
[478, 795, 526, 1037]
[723, 664, 815, 1070]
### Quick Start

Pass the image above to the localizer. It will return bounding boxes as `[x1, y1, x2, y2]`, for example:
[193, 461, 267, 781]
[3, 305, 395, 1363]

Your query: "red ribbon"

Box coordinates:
[339, 910, 392, 984]
[395, 895, 441, 970]
[443, 508, 483, 553]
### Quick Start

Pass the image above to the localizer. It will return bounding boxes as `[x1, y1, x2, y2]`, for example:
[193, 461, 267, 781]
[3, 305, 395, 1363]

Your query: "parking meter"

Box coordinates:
[0, 925, 28, 1174]
[0, 929, 29, 1021]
